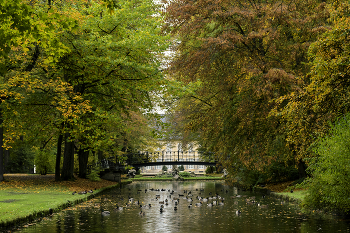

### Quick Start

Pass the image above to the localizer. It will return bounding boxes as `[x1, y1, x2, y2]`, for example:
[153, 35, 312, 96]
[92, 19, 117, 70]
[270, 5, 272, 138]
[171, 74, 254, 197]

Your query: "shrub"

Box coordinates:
[87, 168, 101, 181]
[7, 144, 35, 173]
[35, 150, 54, 175]
[302, 114, 350, 214]
[178, 165, 185, 171]
[205, 166, 216, 174]
[179, 171, 191, 177]
[162, 165, 168, 171]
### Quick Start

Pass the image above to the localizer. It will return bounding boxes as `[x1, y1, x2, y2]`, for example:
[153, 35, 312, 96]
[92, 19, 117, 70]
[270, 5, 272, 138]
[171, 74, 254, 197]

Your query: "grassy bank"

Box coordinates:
[0, 174, 131, 228]
[131, 174, 224, 181]
[270, 190, 307, 203]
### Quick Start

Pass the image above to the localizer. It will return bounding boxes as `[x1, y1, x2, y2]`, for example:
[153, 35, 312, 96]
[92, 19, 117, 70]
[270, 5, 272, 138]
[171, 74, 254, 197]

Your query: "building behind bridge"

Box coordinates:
[140, 113, 210, 175]
[140, 142, 208, 175]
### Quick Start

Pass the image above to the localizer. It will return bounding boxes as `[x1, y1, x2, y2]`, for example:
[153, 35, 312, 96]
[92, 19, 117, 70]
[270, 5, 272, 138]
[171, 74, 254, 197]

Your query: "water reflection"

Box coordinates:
[15, 181, 350, 233]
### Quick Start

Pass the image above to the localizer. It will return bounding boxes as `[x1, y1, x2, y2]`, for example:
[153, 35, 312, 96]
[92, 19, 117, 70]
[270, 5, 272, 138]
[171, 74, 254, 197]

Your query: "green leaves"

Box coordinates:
[0, 0, 32, 72]
[303, 114, 350, 213]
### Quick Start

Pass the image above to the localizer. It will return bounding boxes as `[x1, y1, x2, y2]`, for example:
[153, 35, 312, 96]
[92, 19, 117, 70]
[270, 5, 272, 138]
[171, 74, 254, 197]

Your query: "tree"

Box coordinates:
[302, 114, 350, 214]
[277, 1, 350, 170]
[164, 0, 330, 184]
[0, 0, 73, 181]
[0, 0, 170, 181]
[54, 0, 169, 180]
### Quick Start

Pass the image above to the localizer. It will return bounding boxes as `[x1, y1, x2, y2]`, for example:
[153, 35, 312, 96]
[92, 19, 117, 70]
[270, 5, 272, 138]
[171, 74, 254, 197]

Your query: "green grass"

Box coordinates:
[275, 190, 308, 202]
[0, 181, 130, 227]
[0, 187, 85, 225]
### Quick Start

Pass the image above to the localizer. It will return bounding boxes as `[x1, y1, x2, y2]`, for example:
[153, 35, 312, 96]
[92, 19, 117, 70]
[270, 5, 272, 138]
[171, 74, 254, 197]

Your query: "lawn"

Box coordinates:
[276, 189, 308, 202]
[0, 174, 123, 227]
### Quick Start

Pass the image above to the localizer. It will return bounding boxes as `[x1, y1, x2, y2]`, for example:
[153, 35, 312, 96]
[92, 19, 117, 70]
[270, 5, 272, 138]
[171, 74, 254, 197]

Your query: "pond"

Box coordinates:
[15, 181, 350, 233]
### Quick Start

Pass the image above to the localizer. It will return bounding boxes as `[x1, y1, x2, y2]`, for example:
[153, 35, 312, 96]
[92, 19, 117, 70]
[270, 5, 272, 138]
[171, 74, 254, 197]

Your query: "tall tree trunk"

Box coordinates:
[3, 149, 9, 173]
[61, 133, 75, 181]
[297, 158, 307, 179]
[55, 133, 63, 181]
[78, 148, 89, 179]
[0, 109, 3, 182]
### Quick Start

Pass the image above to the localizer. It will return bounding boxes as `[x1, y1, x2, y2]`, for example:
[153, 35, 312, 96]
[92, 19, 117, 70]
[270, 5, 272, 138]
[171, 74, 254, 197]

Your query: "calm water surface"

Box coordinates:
[15, 181, 350, 233]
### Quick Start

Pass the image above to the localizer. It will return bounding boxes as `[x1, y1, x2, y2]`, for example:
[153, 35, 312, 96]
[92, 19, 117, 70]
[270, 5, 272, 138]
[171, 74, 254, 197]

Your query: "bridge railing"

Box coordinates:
[129, 150, 210, 164]
[97, 150, 215, 170]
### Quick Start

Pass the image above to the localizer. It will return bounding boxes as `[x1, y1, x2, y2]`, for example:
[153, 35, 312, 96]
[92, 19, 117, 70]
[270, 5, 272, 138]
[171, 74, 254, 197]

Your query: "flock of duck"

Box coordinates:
[72, 190, 94, 195]
[100, 187, 268, 217]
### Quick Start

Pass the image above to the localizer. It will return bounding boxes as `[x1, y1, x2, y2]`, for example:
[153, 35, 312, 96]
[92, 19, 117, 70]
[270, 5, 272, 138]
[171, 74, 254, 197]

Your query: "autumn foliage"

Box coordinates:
[0, 0, 169, 181]
[163, 0, 333, 184]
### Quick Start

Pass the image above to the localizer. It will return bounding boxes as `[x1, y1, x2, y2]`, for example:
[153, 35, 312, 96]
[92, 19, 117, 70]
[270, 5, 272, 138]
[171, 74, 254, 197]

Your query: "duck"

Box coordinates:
[195, 202, 203, 207]
[115, 205, 123, 211]
[101, 210, 110, 216]
[78, 190, 87, 195]
[188, 203, 192, 208]
[207, 203, 213, 207]
[160, 207, 164, 213]
[236, 210, 242, 215]
[72, 191, 77, 195]
[88, 190, 93, 193]
[174, 206, 178, 211]
[257, 203, 268, 208]
[139, 210, 145, 216]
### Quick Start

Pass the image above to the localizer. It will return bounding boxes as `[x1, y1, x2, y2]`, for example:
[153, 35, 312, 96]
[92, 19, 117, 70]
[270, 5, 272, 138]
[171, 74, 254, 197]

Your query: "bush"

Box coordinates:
[205, 166, 216, 174]
[179, 171, 191, 177]
[302, 114, 350, 214]
[7, 144, 35, 173]
[162, 165, 168, 171]
[178, 165, 185, 171]
[35, 149, 54, 175]
[87, 168, 101, 181]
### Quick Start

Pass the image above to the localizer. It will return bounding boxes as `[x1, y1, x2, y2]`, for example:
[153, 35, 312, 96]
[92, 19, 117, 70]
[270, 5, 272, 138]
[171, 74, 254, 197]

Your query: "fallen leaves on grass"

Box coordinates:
[1, 174, 118, 193]
[264, 181, 295, 192]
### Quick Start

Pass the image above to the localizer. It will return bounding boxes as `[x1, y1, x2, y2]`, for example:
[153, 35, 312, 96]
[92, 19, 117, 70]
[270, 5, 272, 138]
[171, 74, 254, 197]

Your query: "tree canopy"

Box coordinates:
[163, 0, 331, 184]
[0, 0, 169, 181]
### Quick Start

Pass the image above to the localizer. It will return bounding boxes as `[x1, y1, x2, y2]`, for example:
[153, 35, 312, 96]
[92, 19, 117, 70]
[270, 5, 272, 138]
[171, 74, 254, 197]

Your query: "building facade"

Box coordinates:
[140, 141, 207, 175]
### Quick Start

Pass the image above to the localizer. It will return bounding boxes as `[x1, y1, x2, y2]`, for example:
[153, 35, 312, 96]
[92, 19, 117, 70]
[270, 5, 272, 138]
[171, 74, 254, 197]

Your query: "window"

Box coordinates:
[198, 165, 204, 169]
[188, 143, 194, 152]
[178, 143, 183, 152]
[188, 164, 194, 169]
[166, 143, 172, 152]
